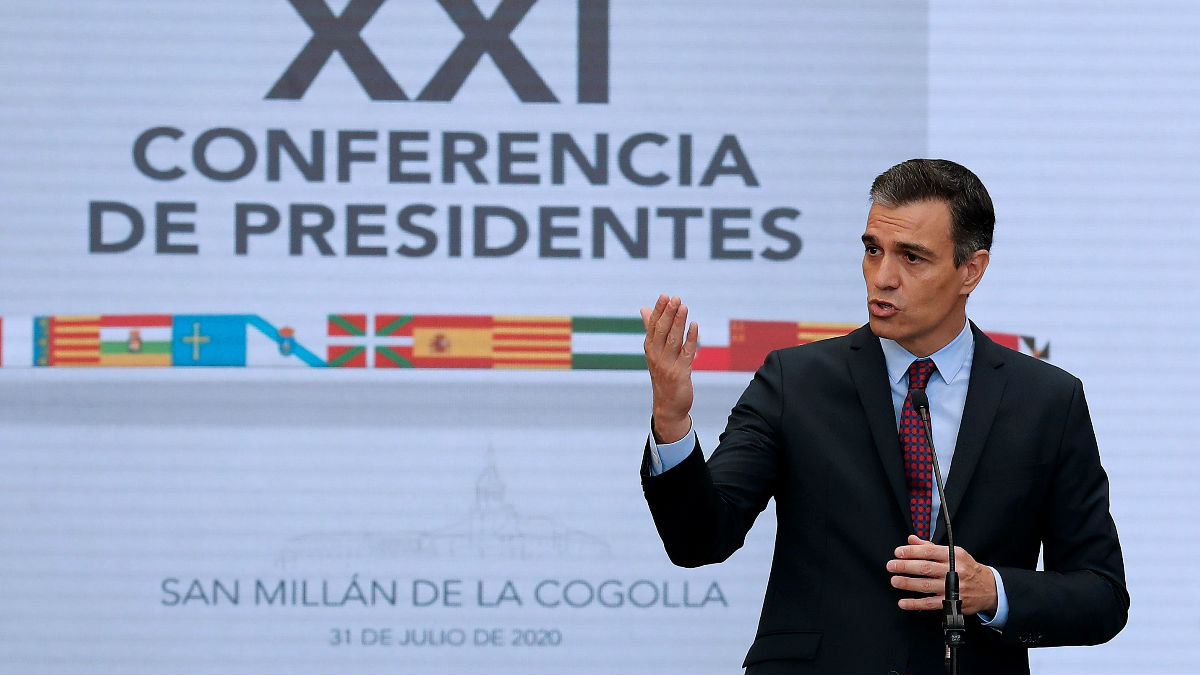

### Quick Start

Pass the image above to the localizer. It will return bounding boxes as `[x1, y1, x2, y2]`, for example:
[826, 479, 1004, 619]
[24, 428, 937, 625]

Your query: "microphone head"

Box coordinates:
[910, 390, 930, 413]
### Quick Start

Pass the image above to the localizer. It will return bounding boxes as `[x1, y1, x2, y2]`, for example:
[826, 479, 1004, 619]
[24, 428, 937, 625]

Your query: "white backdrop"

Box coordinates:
[0, 1, 1195, 673]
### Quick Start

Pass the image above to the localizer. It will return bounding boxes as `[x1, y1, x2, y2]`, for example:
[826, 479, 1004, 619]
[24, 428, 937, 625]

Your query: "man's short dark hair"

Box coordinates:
[869, 159, 994, 266]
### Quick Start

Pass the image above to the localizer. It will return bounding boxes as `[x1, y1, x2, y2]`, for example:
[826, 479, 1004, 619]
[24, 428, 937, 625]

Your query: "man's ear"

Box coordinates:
[959, 249, 990, 296]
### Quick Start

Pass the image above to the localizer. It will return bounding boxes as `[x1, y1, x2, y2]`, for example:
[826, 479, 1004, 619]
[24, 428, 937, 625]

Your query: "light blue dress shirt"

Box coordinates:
[647, 320, 1009, 627]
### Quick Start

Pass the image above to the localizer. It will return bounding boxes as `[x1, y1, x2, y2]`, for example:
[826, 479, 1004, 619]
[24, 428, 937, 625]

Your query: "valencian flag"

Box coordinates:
[34, 314, 173, 367]
[35, 315, 100, 366]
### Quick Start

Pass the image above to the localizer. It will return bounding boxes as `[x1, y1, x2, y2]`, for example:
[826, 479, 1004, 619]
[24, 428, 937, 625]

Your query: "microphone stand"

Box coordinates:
[912, 391, 965, 675]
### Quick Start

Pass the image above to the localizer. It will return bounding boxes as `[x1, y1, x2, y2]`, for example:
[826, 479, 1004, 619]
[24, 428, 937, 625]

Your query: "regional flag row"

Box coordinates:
[326, 314, 644, 369]
[0, 314, 1048, 370]
[27, 314, 324, 368]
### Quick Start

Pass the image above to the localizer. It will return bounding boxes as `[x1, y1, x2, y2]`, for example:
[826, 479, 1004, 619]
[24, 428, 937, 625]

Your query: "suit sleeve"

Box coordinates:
[995, 378, 1129, 647]
[640, 350, 784, 568]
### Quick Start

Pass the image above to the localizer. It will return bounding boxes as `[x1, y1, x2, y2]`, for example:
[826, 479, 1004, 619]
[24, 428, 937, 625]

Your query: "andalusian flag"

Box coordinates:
[569, 317, 646, 370]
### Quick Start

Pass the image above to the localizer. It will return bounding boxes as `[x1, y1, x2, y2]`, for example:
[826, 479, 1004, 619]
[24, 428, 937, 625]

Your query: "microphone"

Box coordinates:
[910, 390, 965, 675]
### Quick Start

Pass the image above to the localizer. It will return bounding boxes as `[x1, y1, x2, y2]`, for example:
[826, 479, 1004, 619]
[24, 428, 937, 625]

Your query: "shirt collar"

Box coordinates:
[879, 320, 974, 386]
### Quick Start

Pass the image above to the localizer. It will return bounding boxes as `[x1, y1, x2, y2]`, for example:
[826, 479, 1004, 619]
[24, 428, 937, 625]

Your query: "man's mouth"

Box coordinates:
[869, 299, 899, 317]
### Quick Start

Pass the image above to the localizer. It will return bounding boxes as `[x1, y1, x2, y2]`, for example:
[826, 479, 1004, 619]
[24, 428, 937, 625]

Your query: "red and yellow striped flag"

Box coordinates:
[493, 316, 571, 369]
[40, 315, 101, 366]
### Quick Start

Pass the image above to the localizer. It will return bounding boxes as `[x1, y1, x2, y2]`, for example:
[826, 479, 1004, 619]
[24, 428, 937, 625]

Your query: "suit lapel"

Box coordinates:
[932, 323, 1008, 544]
[847, 326, 911, 529]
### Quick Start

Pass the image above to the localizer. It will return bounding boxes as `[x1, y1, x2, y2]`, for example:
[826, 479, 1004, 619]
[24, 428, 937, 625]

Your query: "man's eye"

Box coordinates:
[865, 245, 880, 254]
[905, 252, 922, 263]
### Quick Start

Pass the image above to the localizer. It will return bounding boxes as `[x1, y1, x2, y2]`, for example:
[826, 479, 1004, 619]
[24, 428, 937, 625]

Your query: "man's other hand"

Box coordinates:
[641, 294, 699, 444]
[887, 535, 999, 616]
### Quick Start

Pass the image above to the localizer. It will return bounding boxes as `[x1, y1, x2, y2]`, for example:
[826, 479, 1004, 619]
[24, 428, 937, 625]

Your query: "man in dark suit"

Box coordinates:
[639, 159, 1127, 674]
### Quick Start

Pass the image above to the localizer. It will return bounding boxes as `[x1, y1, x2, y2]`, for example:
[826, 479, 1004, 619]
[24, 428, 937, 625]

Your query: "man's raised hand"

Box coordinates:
[641, 294, 700, 444]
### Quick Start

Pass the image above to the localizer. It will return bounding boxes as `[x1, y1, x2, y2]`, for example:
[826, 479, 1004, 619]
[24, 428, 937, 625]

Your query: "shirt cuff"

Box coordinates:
[977, 565, 1009, 630]
[647, 426, 696, 476]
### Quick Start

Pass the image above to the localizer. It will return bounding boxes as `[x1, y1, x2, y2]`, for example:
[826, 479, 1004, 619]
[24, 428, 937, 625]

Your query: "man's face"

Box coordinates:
[861, 199, 988, 357]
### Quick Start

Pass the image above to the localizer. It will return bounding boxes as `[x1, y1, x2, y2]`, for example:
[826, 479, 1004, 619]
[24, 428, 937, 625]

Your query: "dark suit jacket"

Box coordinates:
[641, 324, 1127, 674]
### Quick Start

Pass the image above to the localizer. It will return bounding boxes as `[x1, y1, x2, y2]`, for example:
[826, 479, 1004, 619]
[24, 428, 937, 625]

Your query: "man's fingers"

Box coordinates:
[895, 543, 949, 563]
[898, 596, 944, 612]
[892, 536, 990, 614]
[654, 296, 680, 345]
[887, 559, 946, 578]
[643, 296, 699, 369]
[681, 321, 700, 361]
[890, 574, 945, 594]
[645, 294, 669, 335]
[665, 303, 689, 351]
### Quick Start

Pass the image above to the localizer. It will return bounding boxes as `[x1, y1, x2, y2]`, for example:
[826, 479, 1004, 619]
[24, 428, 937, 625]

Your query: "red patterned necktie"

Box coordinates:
[901, 359, 937, 540]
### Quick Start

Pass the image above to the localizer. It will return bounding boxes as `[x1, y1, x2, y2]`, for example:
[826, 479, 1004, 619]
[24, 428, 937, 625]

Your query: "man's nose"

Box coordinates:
[872, 255, 900, 289]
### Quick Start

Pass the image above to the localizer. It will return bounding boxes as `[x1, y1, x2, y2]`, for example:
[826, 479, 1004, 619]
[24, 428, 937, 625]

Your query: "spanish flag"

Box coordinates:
[373, 315, 493, 368]
[371, 314, 572, 369]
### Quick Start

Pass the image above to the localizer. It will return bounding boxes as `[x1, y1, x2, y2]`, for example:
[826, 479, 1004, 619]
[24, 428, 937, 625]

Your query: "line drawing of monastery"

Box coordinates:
[278, 449, 610, 567]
